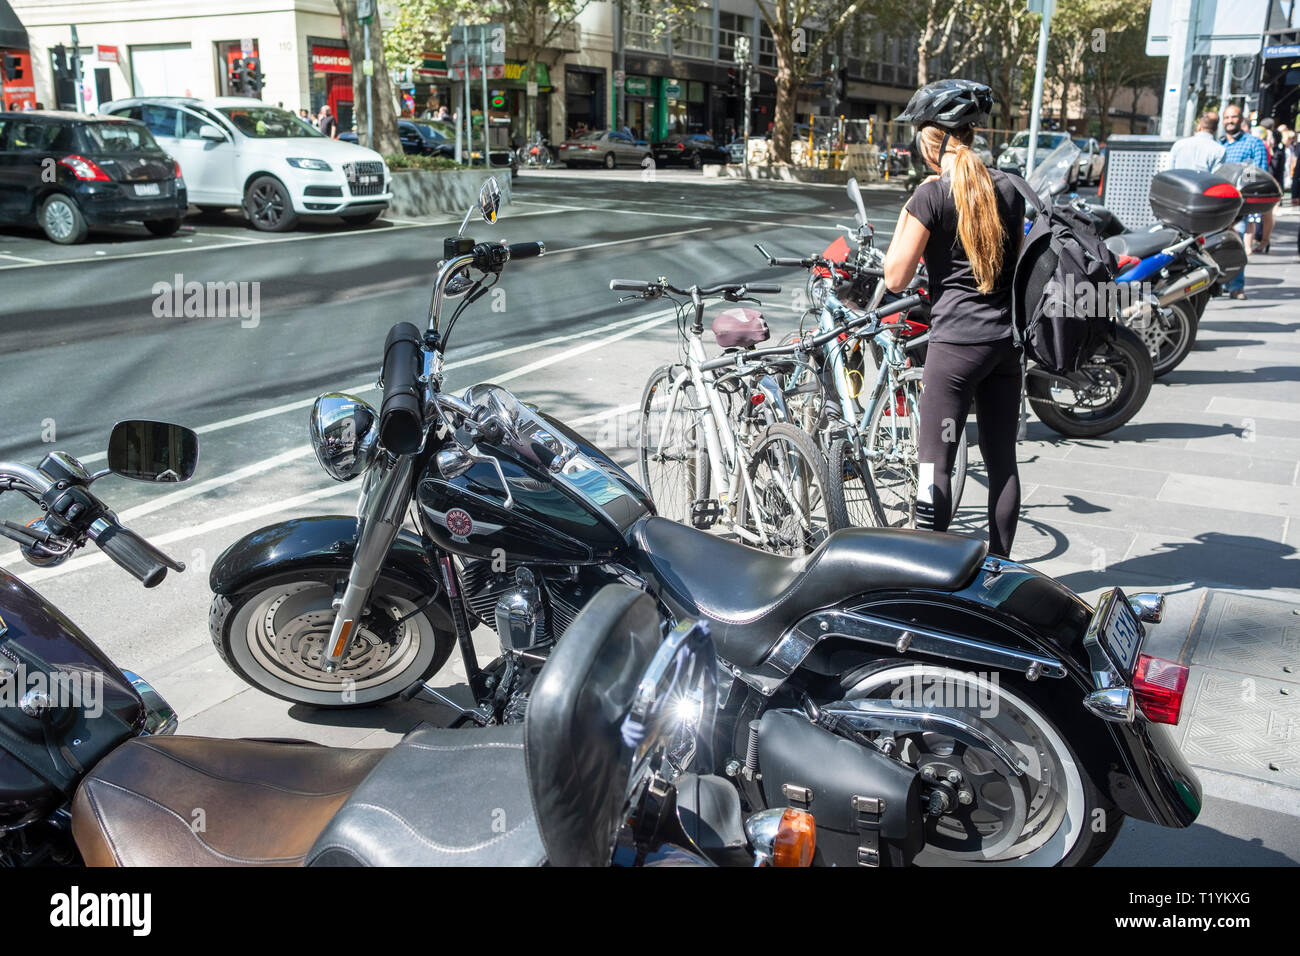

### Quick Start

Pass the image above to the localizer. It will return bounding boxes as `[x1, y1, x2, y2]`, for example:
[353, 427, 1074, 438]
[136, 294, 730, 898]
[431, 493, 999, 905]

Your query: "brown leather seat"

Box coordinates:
[71, 736, 385, 867]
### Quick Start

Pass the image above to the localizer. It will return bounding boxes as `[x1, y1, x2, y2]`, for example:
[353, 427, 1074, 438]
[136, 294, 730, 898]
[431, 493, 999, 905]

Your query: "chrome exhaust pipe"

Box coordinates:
[1155, 266, 1214, 307]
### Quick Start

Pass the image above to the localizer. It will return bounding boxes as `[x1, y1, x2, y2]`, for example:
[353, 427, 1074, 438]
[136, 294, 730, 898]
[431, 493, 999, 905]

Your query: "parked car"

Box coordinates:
[996, 130, 1071, 176]
[0, 110, 187, 244]
[398, 119, 454, 157]
[1072, 136, 1104, 184]
[726, 136, 746, 164]
[102, 96, 391, 231]
[652, 133, 728, 169]
[973, 133, 995, 168]
[558, 129, 649, 168]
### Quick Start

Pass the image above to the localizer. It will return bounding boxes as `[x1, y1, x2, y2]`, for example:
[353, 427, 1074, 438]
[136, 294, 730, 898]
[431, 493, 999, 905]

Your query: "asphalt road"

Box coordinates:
[1, 168, 1297, 866]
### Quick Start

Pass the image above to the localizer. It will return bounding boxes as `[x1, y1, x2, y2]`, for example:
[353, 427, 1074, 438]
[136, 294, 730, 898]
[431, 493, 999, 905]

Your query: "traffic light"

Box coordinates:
[2, 54, 21, 81]
[834, 67, 847, 101]
[228, 57, 245, 95]
[726, 68, 738, 97]
[245, 57, 264, 97]
[51, 44, 69, 76]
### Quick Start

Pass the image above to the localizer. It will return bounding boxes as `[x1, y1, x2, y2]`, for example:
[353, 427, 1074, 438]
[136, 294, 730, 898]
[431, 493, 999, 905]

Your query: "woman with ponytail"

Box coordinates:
[882, 80, 1025, 558]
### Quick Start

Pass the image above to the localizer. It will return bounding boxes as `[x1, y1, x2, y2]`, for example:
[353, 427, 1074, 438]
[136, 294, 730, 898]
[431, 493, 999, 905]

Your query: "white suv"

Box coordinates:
[102, 96, 391, 231]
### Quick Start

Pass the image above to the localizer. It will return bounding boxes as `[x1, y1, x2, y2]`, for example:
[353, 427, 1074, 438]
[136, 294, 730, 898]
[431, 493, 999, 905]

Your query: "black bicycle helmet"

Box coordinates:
[896, 79, 993, 130]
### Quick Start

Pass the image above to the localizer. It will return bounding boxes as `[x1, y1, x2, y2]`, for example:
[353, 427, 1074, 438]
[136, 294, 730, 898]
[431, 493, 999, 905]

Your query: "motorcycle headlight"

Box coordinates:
[309, 393, 380, 481]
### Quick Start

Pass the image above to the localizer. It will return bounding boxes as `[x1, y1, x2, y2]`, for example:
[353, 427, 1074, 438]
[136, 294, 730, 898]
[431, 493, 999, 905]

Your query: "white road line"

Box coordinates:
[0, 252, 43, 263]
[71, 307, 678, 466]
[7, 316, 678, 578]
[0, 219, 432, 271]
[549, 226, 711, 255]
[567, 404, 639, 427]
[19, 482, 359, 585]
[504, 200, 842, 232]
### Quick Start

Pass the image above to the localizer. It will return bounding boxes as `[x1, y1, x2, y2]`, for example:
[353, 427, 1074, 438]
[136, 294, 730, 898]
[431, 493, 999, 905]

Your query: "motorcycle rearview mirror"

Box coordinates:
[457, 176, 502, 237]
[106, 420, 199, 483]
[846, 176, 868, 226]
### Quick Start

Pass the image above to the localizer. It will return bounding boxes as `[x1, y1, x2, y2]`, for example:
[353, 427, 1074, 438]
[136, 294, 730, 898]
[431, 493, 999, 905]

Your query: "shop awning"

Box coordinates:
[0, 0, 28, 50]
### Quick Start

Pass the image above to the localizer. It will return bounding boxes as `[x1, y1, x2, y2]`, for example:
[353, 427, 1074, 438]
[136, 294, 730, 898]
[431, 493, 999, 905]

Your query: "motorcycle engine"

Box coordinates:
[457, 559, 589, 654]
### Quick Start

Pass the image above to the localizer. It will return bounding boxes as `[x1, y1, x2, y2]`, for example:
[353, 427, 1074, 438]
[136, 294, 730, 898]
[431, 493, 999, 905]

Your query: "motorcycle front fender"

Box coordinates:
[812, 560, 1201, 829]
[209, 514, 443, 599]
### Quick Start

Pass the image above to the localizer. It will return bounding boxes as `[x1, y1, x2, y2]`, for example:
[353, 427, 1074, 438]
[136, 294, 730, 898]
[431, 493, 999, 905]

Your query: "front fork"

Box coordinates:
[321, 454, 416, 670]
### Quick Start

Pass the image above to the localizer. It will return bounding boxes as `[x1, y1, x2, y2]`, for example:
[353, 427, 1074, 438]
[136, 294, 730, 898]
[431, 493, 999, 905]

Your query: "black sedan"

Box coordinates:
[652, 133, 729, 169]
[398, 119, 455, 157]
[0, 111, 187, 244]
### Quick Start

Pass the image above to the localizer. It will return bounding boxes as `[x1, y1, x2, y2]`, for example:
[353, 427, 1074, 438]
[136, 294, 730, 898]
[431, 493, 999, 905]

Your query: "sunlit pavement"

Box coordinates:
[0, 175, 1295, 864]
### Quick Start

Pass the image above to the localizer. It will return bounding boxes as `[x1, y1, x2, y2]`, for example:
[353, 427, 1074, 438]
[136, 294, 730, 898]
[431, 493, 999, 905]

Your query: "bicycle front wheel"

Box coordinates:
[638, 365, 710, 524]
[741, 423, 844, 555]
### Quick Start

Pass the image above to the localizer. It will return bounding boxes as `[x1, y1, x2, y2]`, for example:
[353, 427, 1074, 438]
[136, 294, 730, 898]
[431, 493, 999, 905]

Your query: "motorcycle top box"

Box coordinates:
[1148, 168, 1242, 235]
[1214, 162, 1283, 217]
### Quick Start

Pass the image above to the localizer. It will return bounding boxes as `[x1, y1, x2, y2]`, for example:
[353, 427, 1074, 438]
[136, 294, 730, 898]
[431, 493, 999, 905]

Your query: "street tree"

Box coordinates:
[336, 0, 404, 155]
[755, 0, 873, 164]
[1078, 7, 1154, 139]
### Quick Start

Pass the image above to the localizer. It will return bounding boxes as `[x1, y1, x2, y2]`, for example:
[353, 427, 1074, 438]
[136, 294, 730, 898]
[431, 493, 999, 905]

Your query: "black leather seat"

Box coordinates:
[631, 516, 987, 668]
[1106, 227, 1180, 260]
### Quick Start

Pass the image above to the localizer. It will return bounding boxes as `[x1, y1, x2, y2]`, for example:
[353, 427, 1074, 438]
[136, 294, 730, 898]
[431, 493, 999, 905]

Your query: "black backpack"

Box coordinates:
[1009, 176, 1118, 375]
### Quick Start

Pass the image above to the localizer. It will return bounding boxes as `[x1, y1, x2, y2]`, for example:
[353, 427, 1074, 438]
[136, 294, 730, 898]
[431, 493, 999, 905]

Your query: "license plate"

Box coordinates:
[133, 182, 160, 196]
[1098, 588, 1143, 675]
[359, 175, 377, 185]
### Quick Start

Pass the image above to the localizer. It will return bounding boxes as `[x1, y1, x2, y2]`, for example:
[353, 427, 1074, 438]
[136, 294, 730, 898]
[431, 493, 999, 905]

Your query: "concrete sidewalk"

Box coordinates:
[149, 192, 1300, 865]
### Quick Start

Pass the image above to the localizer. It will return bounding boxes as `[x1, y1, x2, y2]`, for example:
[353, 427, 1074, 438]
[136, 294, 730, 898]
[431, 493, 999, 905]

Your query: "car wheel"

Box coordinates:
[243, 175, 299, 232]
[690, 152, 703, 170]
[604, 152, 616, 169]
[144, 218, 183, 237]
[340, 210, 382, 227]
[40, 194, 88, 245]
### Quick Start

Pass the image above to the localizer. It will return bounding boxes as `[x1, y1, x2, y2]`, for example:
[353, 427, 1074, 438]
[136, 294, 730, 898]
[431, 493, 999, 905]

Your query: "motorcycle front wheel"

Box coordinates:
[1027, 325, 1153, 438]
[840, 662, 1124, 866]
[211, 568, 455, 707]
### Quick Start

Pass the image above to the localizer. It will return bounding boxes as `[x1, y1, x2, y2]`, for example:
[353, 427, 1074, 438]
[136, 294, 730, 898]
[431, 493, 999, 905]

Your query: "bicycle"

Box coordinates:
[614, 276, 841, 556]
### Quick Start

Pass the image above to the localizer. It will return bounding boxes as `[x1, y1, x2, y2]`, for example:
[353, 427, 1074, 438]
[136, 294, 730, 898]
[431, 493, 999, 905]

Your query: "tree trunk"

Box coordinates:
[337, 0, 402, 156]
[772, 37, 798, 164]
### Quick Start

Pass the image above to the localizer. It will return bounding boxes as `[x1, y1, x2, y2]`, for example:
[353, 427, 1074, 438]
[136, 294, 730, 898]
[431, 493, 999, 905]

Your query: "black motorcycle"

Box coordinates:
[209, 177, 1203, 866]
[0, 425, 794, 866]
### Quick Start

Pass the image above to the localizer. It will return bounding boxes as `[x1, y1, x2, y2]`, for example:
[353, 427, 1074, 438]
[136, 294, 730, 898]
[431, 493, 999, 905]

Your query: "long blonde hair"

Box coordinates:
[918, 124, 1005, 294]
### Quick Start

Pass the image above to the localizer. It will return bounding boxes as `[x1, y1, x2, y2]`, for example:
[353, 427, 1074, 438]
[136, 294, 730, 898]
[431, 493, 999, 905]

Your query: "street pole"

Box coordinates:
[735, 36, 751, 179]
[1217, 55, 1232, 137]
[479, 25, 489, 158]
[463, 40, 472, 164]
[71, 25, 83, 113]
[1025, 0, 1054, 178]
[1160, 0, 1195, 138]
[615, 0, 626, 130]
[364, 19, 372, 148]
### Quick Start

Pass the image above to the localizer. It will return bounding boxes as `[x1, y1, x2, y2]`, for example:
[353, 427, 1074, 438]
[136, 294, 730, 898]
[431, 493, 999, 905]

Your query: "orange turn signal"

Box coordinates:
[772, 807, 816, 867]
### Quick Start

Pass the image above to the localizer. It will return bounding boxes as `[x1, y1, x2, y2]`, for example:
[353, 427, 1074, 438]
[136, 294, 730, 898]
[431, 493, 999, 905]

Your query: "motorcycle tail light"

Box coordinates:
[1116, 254, 1140, 270]
[772, 808, 816, 867]
[1203, 183, 1240, 199]
[1132, 654, 1188, 725]
[59, 154, 112, 181]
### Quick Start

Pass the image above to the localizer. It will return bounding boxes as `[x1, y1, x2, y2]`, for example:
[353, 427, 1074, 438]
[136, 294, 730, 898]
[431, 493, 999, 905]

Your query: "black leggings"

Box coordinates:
[916, 338, 1022, 558]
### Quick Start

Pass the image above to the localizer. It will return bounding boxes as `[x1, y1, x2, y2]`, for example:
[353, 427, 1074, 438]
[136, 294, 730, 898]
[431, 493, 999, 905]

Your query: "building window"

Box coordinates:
[718, 12, 752, 63]
[758, 20, 776, 69]
[625, 9, 669, 55]
[673, 6, 714, 60]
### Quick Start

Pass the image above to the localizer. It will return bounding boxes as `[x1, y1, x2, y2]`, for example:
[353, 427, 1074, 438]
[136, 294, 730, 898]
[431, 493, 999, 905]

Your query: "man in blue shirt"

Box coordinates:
[1220, 104, 1268, 298]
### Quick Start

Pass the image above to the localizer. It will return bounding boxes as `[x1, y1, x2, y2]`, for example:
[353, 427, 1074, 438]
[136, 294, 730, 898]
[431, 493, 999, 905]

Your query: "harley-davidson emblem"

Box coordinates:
[445, 508, 474, 538]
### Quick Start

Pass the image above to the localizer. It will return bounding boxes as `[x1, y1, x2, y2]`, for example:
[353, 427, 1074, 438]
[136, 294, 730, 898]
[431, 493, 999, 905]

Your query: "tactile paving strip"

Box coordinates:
[1176, 591, 1300, 788]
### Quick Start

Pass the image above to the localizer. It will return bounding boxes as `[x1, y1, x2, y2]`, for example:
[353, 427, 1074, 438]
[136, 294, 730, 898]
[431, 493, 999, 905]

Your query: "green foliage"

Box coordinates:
[384, 152, 464, 170]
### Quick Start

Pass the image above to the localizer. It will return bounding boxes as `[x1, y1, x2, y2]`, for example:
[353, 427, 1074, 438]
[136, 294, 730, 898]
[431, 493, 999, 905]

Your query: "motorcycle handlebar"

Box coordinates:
[379, 321, 425, 455]
[89, 517, 168, 588]
[507, 241, 545, 261]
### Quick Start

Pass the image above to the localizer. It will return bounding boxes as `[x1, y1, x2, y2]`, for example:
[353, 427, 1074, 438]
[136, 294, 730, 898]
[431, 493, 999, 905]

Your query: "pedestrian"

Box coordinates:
[317, 105, 338, 139]
[883, 79, 1025, 558]
[299, 108, 309, 120]
[1218, 104, 1268, 297]
[1168, 111, 1225, 172]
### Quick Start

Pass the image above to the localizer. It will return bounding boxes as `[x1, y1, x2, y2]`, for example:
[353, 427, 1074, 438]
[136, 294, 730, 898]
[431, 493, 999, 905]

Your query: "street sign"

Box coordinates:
[664, 80, 683, 99]
[357, 0, 374, 22]
[614, 69, 625, 87]
[240, 37, 254, 56]
[526, 81, 538, 97]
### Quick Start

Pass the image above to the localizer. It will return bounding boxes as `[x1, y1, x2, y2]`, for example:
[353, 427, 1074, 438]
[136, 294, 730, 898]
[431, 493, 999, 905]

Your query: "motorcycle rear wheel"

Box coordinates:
[1027, 326, 1153, 438]
[840, 662, 1124, 866]
[211, 569, 454, 708]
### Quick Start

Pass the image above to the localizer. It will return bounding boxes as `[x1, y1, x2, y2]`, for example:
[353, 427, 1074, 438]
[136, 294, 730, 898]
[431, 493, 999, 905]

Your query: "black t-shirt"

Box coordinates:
[905, 168, 1025, 344]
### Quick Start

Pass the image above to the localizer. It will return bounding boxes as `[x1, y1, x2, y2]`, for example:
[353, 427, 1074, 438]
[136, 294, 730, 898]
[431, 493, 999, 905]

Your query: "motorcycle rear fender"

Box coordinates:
[209, 515, 444, 601]
[796, 559, 1201, 829]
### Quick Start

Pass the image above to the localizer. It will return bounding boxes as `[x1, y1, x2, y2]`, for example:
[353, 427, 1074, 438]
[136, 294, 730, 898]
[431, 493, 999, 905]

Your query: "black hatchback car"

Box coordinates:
[651, 133, 729, 169]
[0, 111, 187, 244]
